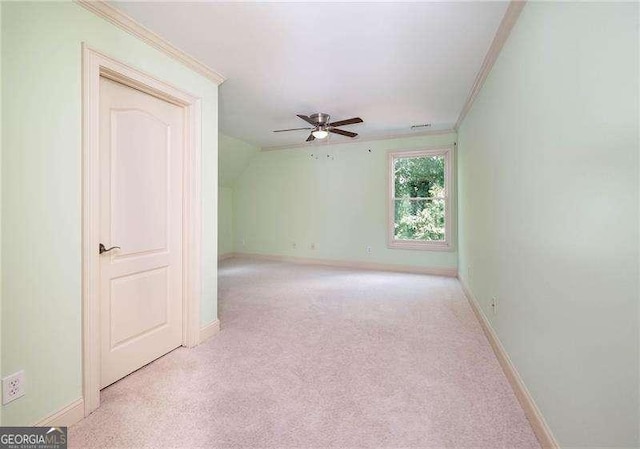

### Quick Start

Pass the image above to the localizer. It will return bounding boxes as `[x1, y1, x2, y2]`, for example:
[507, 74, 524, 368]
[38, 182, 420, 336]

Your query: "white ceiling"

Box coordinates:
[112, 1, 509, 149]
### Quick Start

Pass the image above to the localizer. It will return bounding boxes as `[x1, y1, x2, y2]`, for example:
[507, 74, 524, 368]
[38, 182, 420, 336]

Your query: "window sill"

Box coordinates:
[387, 240, 453, 252]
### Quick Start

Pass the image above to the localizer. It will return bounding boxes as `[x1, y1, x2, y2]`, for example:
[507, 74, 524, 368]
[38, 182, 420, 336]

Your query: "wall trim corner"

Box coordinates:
[34, 398, 85, 427]
[75, 0, 225, 85]
[218, 253, 235, 261]
[199, 320, 221, 344]
[454, 1, 526, 130]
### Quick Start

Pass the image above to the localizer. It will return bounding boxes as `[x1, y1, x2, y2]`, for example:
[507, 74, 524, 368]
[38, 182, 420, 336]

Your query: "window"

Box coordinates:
[388, 147, 452, 250]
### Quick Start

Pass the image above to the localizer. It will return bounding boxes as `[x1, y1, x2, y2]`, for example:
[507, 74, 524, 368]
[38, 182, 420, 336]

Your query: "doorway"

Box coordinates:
[82, 45, 202, 416]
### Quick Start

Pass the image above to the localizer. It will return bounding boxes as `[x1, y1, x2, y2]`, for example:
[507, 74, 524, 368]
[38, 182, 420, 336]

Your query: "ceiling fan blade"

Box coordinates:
[273, 127, 313, 133]
[306, 133, 316, 142]
[297, 114, 318, 126]
[329, 128, 358, 138]
[328, 117, 363, 127]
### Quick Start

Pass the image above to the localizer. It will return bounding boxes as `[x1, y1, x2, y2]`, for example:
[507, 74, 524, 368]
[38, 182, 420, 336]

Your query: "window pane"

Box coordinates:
[394, 155, 445, 199]
[394, 199, 445, 241]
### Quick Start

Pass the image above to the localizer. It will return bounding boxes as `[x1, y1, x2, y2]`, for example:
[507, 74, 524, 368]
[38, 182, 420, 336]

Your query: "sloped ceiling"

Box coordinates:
[219, 134, 259, 187]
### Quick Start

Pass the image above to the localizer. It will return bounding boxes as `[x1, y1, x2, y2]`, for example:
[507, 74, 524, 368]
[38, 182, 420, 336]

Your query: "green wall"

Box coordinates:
[218, 133, 259, 256]
[457, 2, 639, 446]
[219, 134, 260, 188]
[233, 133, 458, 269]
[218, 186, 234, 255]
[1, 1, 219, 425]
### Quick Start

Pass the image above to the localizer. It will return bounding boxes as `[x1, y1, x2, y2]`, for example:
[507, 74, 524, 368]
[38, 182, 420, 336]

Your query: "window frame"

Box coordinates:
[387, 146, 454, 251]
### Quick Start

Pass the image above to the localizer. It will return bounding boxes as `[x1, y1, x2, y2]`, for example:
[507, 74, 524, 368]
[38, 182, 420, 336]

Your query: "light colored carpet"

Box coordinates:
[69, 258, 539, 448]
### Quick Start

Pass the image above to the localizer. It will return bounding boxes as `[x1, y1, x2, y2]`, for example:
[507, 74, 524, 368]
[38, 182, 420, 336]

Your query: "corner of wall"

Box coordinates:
[218, 133, 260, 187]
[218, 133, 260, 257]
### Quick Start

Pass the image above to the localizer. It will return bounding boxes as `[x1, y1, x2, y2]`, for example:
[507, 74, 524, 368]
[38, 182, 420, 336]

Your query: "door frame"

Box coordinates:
[81, 44, 202, 416]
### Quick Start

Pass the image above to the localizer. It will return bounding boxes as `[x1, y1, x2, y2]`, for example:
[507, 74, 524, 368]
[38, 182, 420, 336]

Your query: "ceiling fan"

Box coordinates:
[273, 113, 363, 142]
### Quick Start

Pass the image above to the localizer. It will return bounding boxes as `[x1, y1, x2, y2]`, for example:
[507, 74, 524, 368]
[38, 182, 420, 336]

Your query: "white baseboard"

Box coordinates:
[458, 276, 559, 449]
[34, 397, 84, 427]
[229, 252, 457, 277]
[199, 319, 220, 344]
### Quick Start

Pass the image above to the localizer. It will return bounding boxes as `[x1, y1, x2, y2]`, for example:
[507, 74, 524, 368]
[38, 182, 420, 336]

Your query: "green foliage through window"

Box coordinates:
[393, 154, 446, 241]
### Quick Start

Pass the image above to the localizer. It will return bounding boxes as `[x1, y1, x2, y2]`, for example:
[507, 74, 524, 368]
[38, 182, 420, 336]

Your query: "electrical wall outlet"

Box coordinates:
[3, 370, 25, 405]
[310, 243, 317, 250]
[366, 246, 372, 254]
[292, 242, 297, 249]
[490, 297, 498, 316]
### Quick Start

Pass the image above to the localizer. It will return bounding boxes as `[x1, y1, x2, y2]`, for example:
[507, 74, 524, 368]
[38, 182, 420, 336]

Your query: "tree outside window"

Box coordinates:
[389, 148, 452, 250]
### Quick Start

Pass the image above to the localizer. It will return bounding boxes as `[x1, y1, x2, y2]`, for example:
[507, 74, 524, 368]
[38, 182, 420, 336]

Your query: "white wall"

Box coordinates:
[457, 2, 639, 446]
[1, 1, 219, 425]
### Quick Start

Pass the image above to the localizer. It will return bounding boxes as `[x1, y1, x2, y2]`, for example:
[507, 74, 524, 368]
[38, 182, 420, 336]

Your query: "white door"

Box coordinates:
[99, 77, 184, 388]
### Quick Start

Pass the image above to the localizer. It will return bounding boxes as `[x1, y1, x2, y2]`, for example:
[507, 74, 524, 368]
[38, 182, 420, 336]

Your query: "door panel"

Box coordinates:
[111, 109, 169, 257]
[99, 77, 184, 389]
[110, 266, 169, 349]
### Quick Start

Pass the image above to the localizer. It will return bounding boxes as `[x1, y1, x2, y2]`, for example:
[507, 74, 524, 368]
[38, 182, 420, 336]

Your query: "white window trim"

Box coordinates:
[387, 147, 454, 251]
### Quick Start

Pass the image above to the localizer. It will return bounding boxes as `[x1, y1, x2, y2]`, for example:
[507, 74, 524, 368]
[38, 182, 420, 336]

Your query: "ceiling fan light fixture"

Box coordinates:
[273, 114, 362, 142]
[312, 128, 329, 139]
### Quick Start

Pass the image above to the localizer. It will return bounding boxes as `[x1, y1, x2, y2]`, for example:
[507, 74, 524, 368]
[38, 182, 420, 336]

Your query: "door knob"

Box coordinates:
[99, 243, 121, 254]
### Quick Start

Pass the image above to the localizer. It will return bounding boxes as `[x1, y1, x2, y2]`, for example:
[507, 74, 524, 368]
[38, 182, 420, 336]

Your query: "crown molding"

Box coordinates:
[454, 0, 526, 130]
[75, 0, 226, 85]
[260, 128, 456, 152]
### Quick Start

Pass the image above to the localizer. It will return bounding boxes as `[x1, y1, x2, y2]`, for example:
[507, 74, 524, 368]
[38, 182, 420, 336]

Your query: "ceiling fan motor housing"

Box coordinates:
[273, 113, 362, 142]
[310, 113, 330, 126]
